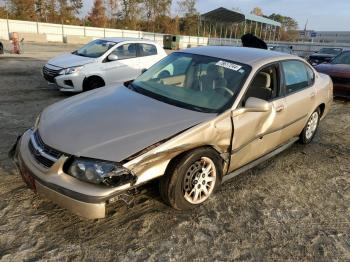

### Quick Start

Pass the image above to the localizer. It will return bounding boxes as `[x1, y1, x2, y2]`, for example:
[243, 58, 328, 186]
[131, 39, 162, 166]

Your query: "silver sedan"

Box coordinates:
[11, 46, 333, 218]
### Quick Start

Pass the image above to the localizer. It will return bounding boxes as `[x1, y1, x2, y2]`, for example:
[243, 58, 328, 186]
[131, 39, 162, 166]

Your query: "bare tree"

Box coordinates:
[143, 0, 171, 32]
[105, 0, 118, 19]
[177, 0, 198, 35]
[88, 0, 107, 27]
[7, 0, 37, 20]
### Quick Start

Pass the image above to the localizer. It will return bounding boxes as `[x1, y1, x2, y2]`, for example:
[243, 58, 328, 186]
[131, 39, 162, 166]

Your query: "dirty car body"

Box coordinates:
[13, 46, 333, 218]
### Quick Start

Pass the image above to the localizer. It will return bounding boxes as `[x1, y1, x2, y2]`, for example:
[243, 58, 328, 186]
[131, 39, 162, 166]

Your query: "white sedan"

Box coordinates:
[42, 38, 167, 92]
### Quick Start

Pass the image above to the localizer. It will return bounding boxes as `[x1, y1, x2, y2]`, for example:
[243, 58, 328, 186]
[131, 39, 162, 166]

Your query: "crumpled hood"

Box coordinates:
[48, 53, 95, 68]
[39, 86, 214, 162]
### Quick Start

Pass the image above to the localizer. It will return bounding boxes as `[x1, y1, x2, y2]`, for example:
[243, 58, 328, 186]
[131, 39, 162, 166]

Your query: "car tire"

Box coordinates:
[84, 77, 104, 92]
[299, 108, 320, 144]
[159, 147, 222, 210]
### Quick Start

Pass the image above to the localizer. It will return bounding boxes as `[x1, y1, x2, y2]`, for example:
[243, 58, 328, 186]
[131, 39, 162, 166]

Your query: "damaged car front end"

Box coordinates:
[11, 47, 331, 219]
[11, 51, 245, 219]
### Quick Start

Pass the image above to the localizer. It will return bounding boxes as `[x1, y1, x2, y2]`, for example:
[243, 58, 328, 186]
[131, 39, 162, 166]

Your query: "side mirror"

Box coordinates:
[245, 97, 271, 112]
[108, 54, 119, 61]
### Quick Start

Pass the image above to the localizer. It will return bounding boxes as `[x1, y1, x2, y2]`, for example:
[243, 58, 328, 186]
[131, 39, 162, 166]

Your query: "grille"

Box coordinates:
[43, 66, 61, 83]
[28, 131, 63, 168]
[331, 76, 350, 85]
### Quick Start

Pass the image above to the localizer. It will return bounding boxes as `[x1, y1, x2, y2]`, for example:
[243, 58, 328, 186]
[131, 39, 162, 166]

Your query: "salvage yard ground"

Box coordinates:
[0, 43, 349, 261]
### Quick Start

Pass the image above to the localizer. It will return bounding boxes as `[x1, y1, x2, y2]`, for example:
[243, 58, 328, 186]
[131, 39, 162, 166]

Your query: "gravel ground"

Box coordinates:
[0, 43, 349, 261]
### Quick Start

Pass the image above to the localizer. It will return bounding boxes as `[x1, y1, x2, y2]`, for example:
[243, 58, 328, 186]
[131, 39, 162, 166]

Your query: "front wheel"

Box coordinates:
[159, 148, 222, 210]
[84, 77, 105, 92]
[300, 108, 320, 144]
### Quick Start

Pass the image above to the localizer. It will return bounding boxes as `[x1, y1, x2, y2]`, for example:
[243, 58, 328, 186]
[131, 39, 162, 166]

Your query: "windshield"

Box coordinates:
[331, 52, 350, 65]
[318, 48, 342, 55]
[132, 52, 251, 113]
[74, 40, 117, 58]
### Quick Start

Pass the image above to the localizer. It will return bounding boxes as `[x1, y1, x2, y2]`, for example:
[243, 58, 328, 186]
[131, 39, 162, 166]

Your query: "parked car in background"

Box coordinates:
[42, 38, 167, 92]
[308, 47, 343, 66]
[269, 45, 294, 55]
[12, 46, 332, 218]
[315, 50, 350, 99]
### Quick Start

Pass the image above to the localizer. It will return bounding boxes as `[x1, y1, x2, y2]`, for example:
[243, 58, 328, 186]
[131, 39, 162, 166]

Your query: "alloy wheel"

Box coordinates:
[183, 157, 216, 204]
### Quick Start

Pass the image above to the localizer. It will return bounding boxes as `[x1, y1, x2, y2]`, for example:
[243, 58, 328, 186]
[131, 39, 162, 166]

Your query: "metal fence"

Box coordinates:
[1, 18, 350, 56]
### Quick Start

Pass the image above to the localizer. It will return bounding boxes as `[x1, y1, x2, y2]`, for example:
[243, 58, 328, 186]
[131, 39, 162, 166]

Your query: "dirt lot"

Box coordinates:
[0, 43, 349, 261]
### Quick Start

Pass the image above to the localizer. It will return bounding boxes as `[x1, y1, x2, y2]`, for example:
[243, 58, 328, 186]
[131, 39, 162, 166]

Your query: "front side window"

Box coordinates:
[282, 60, 309, 94]
[244, 64, 281, 102]
[139, 44, 157, 57]
[132, 53, 251, 113]
[331, 52, 350, 65]
[111, 43, 137, 60]
[74, 40, 116, 58]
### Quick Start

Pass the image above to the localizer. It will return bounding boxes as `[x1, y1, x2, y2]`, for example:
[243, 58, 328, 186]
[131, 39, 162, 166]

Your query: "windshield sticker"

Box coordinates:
[216, 60, 242, 71]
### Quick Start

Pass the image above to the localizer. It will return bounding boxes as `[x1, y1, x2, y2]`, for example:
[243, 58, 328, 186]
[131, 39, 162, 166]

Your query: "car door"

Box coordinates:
[102, 43, 140, 85]
[279, 60, 317, 144]
[229, 62, 288, 172]
[138, 43, 162, 72]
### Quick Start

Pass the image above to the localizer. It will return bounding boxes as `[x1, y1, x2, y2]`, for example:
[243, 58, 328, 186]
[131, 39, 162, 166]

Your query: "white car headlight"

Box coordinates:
[59, 66, 83, 75]
[67, 158, 136, 187]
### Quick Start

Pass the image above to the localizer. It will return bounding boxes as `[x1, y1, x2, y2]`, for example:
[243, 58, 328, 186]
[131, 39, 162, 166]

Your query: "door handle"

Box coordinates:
[275, 105, 285, 112]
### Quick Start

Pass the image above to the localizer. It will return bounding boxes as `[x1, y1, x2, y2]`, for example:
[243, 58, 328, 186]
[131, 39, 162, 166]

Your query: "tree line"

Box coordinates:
[0, 1, 298, 40]
[0, 0, 198, 35]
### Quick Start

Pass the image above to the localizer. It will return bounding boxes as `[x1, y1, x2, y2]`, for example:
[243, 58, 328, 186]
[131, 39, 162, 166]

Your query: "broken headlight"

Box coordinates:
[67, 158, 136, 187]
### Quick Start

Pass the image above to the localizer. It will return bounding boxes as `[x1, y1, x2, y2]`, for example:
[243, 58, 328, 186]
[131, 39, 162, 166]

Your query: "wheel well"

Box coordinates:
[164, 145, 224, 176]
[318, 103, 325, 117]
[83, 75, 105, 91]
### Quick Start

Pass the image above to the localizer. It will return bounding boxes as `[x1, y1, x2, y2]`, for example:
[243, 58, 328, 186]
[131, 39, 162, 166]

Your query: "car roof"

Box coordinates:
[100, 37, 158, 45]
[181, 46, 295, 66]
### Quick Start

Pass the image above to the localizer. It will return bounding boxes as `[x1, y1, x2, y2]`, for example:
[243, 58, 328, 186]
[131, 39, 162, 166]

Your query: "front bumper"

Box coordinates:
[13, 129, 134, 219]
[54, 74, 84, 92]
[36, 180, 105, 219]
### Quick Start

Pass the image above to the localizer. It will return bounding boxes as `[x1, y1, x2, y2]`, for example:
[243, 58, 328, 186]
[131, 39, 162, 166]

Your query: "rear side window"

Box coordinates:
[112, 43, 137, 59]
[282, 60, 309, 94]
[139, 44, 157, 57]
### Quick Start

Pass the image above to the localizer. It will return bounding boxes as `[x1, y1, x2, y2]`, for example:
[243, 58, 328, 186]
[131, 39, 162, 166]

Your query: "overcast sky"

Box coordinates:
[82, 0, 350, 31]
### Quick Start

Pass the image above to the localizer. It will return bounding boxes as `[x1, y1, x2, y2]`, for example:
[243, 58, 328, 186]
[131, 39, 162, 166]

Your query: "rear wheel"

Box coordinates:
[300, 108, 320, 144]
[160, 148, 222, 210]
[84, 77, 105, 92]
